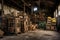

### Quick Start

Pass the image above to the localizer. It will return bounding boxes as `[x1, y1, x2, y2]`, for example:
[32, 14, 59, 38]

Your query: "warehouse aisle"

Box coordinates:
[0, 30, 60, 40]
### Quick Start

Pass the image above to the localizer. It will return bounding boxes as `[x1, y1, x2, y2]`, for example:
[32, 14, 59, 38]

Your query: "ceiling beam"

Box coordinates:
[10, 0, 23, 9]
[21, 0, 31, 8]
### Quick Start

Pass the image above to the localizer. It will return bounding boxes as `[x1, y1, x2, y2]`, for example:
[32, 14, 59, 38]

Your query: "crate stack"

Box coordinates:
[14, 11, 21, 34]
[15, 18, 21, 34]
[24, 13, 28, 32]
[46, 17, 52, 30]
[6, 13, 15, 34]
[51, 18, 56, 30]
[23, 13, 29, 32]
[0, 15, 4, 37]
[2, 15, 7, 34]
[28, 22, 37, 31]
[14, 11, 30, 33]
[38, 13, 46, 29]
[1, 11, 31, 35]
[19, 12, 24, 33]
[28, 22, 32, 31]
[32, 24, 37, 30]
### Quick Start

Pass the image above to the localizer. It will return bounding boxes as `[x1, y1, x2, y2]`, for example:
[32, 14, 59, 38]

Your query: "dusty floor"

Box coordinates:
[0, 30, 60, 40]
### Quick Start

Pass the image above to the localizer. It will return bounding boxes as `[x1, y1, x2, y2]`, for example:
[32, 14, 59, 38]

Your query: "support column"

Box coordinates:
[1, 0, 4, 15]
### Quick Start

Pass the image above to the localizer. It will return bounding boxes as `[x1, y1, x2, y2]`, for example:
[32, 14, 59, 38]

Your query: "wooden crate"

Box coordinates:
[15, 27, 21, 34]
[7, 16, 15, 33]
[28, 22, 33, 31]
[46, 26, 51, 30]
[24, 21, 28, 32]
[32, 24, 37, 30]
[2, 17, 6, 28]
[8, 27, 14, 33]
[29, 24, 37, 31]
[28, 26, 32, 31]
[15, 17, 21, 34]
[51, 26, 55, 30]
[24, 26, 28, 32]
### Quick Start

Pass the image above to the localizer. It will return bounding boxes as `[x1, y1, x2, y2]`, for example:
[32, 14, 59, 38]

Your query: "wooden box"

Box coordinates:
[24, 21, 28, 32]
[46, 26, 51, 30]
[15, 27, 21, 34]
[51, 26, 55, 30]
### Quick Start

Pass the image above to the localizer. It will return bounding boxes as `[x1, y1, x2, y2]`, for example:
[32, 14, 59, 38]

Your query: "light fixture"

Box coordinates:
[58, 11, 60, 15]
[33, 7, 38, 11]
[56, 14, 58, 17]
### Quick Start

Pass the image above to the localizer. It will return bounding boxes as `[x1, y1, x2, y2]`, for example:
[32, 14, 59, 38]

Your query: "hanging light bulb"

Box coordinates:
[56, 14, 58, 17]
[58, 11, 60, 15]
[33, 7, 38, 11]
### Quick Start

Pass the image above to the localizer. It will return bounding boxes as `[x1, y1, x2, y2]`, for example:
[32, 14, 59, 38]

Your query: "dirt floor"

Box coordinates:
[0, 30, 60, 40]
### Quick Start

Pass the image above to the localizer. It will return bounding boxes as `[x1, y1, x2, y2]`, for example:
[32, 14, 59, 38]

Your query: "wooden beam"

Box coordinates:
[1, 0, 4, 15]
[47, 1, 54, 5]
[21, 0, 31, 8]
[10, 0, 23, 8]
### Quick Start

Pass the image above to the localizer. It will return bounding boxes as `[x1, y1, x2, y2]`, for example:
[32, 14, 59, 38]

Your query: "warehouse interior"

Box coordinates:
[0, 0, 60, 40]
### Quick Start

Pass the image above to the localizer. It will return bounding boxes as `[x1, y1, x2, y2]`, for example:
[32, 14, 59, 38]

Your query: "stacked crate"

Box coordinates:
[1, 15, 5, 30]
[28, 22, 32, 31]
[19, 14, 24, 33]
[51, 18, 56, 30]
[14, 11, 29, 33]
[2, 15, 7, 34]
[13, 11, 21, 34]
[6, 13, 15, 33]
[38, 13, 46, 29]
[46, 17, 52, 30]
[15, 18, 21, 34]
[1, 11, 31, 34]
[28, 21, 37, 31]
[23, 13, 29, 32]
[0, 29, 4, 37]
[0, 15, 4, 37]
[32, 24, 37, 30]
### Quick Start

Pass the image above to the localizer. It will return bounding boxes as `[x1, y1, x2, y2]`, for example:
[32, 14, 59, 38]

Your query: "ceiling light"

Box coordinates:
[58, 11, 60, 15]
[33, 7, 38, 11]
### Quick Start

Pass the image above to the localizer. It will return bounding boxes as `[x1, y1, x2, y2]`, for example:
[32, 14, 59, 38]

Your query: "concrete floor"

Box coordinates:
[0, 30, 60, 40]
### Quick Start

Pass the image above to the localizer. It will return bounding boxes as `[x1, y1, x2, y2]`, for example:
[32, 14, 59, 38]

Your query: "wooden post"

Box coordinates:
[39, 0, 40, 13]
[24, 3, 25, 13]
[31, 5, 33, 14]
[23, 3, 25, 32]
[1, 0, 4, 15]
